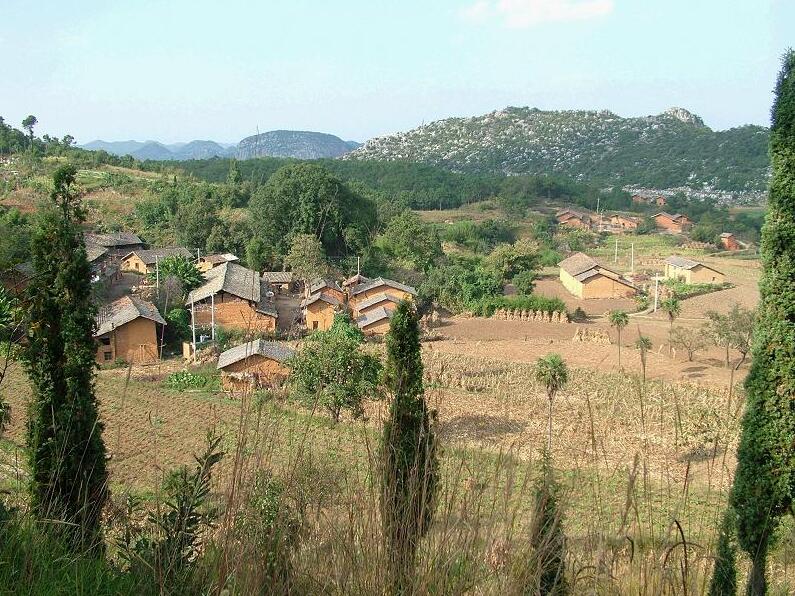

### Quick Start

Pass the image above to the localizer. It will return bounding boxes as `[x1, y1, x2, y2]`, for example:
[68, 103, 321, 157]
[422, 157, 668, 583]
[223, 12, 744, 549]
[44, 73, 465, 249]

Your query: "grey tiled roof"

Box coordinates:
[665, 255, 723, 274]
[85, 245, 109, 263]
[350, 277, 416, 297]
[85, 232, 143, 247]
[202, 253, 238, 265]
[300, 293, 342, 309]
[217, 339, 294, 369]
[95, 295, 166, 337]
[123, 247, 192, 265]
[558, 252, 598, 277]
[187, 262, 262, 304]
[356, 306, 394, 329]
[309, 278, 343, 294]
[356, 292, 402, 311]
[262, 271, 294, 284]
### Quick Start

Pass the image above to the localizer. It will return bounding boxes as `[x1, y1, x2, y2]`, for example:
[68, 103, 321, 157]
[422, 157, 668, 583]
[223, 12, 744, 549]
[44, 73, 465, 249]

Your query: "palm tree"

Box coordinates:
[635, 335, 653, 383]
[660, 296, 681, 330]
[533, 354, 569, 452]
[608, 309, 630, 369]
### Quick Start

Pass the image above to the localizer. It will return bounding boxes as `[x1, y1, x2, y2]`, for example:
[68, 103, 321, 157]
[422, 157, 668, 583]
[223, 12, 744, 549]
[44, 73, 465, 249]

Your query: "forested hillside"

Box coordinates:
[348, 106, 770, 196]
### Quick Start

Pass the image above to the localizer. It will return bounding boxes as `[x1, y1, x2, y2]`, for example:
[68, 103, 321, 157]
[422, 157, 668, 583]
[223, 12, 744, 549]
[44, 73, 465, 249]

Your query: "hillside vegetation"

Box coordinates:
[348, 106, 770, 197]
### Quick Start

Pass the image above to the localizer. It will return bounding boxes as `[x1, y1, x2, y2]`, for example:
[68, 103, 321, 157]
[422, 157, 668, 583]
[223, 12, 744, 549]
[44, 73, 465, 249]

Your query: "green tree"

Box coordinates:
[23, 164, 108, 549]
[660, 296, 681, 330]
[484, 238, 540, 282]
[246, 236, 274, 272]
[380, 301, 438, 593]
[377, 210, 442, 272]
[22, 115, 37, 141]
[708, 508, 738, 596]
[635, 335, 652, 383]
[249, 163, 376, 260]
[283, 233, 329, 287]
[512, 269, 538, 296]
[150, 255, 203, 295]
[533, 354, 569, 452]
[729, 50, 795, 596]
[608, 310, 629, 369]
[669, 326, 707, 362]
[289, 315, 381, 422]
[173, 190, 221, 252]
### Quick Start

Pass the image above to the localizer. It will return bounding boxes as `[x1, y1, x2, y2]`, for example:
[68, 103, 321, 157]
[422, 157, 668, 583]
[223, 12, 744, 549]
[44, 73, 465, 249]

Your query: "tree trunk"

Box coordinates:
[617, 329, 622, 370]
[725, 344, 730, 369]
[547, 395, 553, 453]
[746, 550, 767, 596]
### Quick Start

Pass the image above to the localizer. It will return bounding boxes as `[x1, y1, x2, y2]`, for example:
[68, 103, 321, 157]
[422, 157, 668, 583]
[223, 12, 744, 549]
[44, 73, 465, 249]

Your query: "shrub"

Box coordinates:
[468, 295, 567, 318]
[164, 369, 220, 391]
[662, 279, 732, 299]
[512, 270, 538, 296]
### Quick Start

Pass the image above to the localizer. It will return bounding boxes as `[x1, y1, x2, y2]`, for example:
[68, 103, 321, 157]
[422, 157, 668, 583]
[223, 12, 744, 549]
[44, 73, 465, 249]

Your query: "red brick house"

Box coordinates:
[719, 233, 741, 251]
[653, 212, 693, 234]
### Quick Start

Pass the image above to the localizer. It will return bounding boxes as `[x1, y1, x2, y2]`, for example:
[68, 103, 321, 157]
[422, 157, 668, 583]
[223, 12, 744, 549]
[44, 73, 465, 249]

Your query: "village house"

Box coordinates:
[197, 253, 238, 273]
[556, 208, 592, 230]
[719, 232, 741, 251]
[356, 306, 395, 336]
[261, 271, 295, 293]
[353, 292, 402, 318]
[94, 295, 165, 365]
[121, 247, 193, 275]
[84, 232, 145, 258]
[300, 292, 343, 331]
[217, 339, 294, 392]
[348, 277, 416, 317]
[664, 256, 725, 284]
[653, 212, 693, 234]
[343, 273, 369, 288]
[631, 195, 667, 207]
[610, 214, 640, 232]
[186, 262, 278, 333]
[307, 278, 345, 303]
[558, 252, 637, 299]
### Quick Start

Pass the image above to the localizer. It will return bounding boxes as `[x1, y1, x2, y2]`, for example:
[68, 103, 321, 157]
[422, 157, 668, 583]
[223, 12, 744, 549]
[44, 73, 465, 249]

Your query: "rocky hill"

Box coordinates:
[236, 130, 359, 160]
[347, 107, 770, 196]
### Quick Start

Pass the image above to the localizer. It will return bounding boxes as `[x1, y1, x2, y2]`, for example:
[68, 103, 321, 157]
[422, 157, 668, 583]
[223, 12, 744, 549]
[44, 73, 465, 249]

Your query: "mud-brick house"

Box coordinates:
[353, 292, 402, 319]
[94, 296, 166, 365]
[653, 212, 693, 234]
[84, 232, 145, 258]
[556, 209, 592, 230]
[197, 253, 238, 273]
[121, 247, 193, 274]
[217, 339, 294, 391]
[262, 271, 295, 294]
[719, 233, 741, 251]
[610, 214, 640, 232]
[343, 273, 369, 289]
[307, 279, 345, 303]
[348, 277, 416, 317]
[186, 262, 278, 333]
[664, 256, 725, 284]
[356, 306, 395, 336]
[301, 293, 342, 331]
[558, 252, 636, 299]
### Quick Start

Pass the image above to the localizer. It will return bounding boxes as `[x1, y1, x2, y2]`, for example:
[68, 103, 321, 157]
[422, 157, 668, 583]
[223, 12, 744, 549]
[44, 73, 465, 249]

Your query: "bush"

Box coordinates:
[538, 248, 563, 267]
[468, 295, 567, 318]
[662, 279, 732, 299]
[164, 369, 220, 391]
[512, 270, 538, 296]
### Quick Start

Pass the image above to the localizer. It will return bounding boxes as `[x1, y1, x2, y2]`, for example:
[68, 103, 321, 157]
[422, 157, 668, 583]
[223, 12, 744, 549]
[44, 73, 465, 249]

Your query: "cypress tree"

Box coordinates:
[528, 450, 568, 595]
[24, 164, 108, 550]
[708, 508, 738, 596]
[729, 50, 795, 595]
[380, 300, 438, 593]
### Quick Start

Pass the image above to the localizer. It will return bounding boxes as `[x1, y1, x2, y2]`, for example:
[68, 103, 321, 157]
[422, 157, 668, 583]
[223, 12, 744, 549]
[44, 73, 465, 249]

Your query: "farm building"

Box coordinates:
[186, 262, 278, 333]
[301, 293, 343, 331]
[197, 253, 238, 273]
[664, 256, 725, 284]
[307, 279, 345, 303]
[653, 212, 693, 234]
[348, 277, 416, 313]
[351, 292, 402, 318]
[343, 273, 369, 288]
[121, 247, 193, 274]
[719, 233, 741, 251]
[217, 339, 294, 392]
[356, 306, 394, 336]
[610, 214, 640, 232]
[556, 209, 592, 230]
[262, 271, 295, 293]
[558, 252, 637, 299]
[84, 232, 145, 257]
[94, 295, 165, 365]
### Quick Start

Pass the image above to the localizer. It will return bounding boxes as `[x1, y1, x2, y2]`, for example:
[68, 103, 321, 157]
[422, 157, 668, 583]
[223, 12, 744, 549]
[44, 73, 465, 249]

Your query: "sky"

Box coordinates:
[1, 0, 793, 144]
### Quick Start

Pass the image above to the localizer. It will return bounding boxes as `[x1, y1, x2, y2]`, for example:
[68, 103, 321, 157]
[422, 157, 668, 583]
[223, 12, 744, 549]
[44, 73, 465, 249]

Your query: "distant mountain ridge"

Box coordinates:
[347, 106, 770, 196]
[81, 130, 359, 161]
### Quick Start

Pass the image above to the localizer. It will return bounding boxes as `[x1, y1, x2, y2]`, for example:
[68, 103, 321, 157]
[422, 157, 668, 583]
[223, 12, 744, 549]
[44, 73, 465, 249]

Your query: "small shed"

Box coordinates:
[356, 306, 395, 336]
[558, 253, 636, 299]
[262, 271, 295, 293]
[94, 295, 166, 364]
[664, 256, 725, 284]
[217, 339, 294, 392]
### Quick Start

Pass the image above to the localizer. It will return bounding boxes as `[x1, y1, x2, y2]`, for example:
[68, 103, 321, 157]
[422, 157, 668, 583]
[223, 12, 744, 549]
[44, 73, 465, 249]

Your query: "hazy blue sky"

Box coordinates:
[2, 1, 792, 143]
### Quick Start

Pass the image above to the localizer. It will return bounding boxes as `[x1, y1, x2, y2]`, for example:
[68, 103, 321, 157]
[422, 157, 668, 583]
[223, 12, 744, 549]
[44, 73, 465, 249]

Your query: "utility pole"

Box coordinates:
[155, 255, 160, 292]
[190, 296, 197, 363]
[210, 293, 215, 341]
[630, 243, 635, 274]
[653, 277, 659, 312]
[614, 238, 618, 263]
[357, 256, 361, 275]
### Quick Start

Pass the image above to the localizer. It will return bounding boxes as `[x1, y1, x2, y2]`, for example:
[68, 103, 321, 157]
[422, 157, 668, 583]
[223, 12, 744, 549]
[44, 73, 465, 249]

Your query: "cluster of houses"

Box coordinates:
[556, 251, 725, 300]
[555, 207, 700, 236]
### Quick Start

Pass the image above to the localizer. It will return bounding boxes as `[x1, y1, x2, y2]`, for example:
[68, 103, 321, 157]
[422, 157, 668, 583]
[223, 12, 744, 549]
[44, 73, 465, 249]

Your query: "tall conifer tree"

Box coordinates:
[24, 164, 108, 549]
[380, 300, 438, 593]
[729, 50, 795, 595]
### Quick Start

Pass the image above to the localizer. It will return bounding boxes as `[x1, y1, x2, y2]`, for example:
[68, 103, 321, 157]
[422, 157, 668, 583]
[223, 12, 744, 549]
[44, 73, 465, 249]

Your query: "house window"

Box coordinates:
[312, 321, 319, 330]
[103, 351, 113, 361]
[100, 337, 111, 346]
